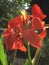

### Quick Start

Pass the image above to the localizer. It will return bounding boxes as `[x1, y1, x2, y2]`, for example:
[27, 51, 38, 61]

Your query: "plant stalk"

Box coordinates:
[27, 42, 32, 65]
[32, 48, 41, 65]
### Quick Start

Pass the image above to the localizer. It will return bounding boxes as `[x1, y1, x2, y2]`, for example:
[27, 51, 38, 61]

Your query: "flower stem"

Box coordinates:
[27, 42, 32, 65]
[12, 50, 17, 65]
[32, 48, 41, 65]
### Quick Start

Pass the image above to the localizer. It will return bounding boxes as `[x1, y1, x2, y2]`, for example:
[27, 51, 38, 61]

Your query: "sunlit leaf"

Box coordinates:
[0, 37, 8, 65]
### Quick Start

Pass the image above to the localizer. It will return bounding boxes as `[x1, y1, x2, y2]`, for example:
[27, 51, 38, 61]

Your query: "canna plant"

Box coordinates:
[1, 4, 49, 65]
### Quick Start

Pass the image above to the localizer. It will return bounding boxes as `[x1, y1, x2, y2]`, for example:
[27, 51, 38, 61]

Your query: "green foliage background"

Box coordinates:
[0, 0, 31, 28]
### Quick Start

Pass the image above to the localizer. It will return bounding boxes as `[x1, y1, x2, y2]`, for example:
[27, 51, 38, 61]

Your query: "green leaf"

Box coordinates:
[24, 59, 29, 65]
[0, 37, 8, 65]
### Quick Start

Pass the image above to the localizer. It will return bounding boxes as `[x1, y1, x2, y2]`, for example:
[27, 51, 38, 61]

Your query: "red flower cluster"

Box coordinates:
[4, 4, 47, 52]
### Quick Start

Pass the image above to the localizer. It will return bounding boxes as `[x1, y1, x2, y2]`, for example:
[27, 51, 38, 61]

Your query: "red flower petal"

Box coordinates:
[12, 39, 27, 52]
[4, 33, 17, 50]
[8, 16, 25, 34]
[31, 4, 46, 20]
[8, 16, 23, 29]
[32, 17, 43, 30]
[23, 29, 42, 48]
[4, 29, 27, 52]
[4, 29, 17, 49]
[4, 29, 18, 37]
[39, 29, 47, 38]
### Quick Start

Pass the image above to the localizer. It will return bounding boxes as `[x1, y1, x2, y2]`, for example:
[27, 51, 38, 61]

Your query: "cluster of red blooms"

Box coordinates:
[4, 4, 47, 52]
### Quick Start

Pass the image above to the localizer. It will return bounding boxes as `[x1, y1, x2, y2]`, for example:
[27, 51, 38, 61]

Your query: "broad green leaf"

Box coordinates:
[0, 37, 8, 65]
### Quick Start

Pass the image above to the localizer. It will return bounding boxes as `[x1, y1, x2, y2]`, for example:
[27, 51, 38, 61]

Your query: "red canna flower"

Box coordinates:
[31, 4, 47, 40]
[4, 29, 27, 52]
[3, 15, 27, 52]
[31, 4, 46, 20]
[4, 5, 47, 51]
